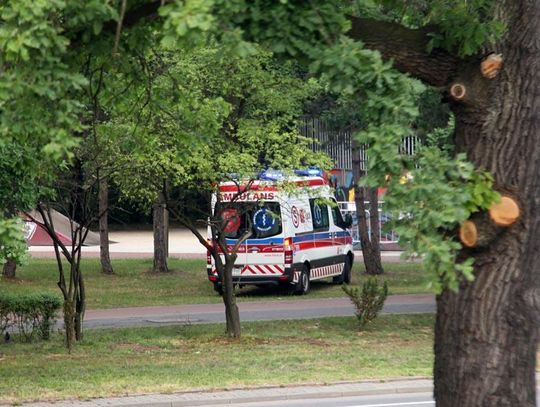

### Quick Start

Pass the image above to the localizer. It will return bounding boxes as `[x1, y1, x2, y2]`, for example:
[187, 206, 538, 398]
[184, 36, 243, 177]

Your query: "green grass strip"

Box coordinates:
[0, 314, 434, 404]
[1, 259, 429, 309]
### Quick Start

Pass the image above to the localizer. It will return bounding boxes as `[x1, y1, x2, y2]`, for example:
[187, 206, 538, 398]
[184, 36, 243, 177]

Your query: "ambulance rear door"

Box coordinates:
[216, 202, 248, 274]
[243, 201, 285, 278]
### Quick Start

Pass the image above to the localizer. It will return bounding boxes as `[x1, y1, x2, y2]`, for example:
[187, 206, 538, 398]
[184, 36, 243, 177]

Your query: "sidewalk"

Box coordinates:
[28, 229, 408, 262]
[28, 229, 207, 259]
[16, 378, 434, 407]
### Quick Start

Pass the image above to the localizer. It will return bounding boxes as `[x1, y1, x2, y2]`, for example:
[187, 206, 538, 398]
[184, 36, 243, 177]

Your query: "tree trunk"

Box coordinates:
[348, 2, 539, 404]
[352, 139, 384, 275]
[2, 258, 16, 279]
[63, 299, 76, 353]
[98, 175, 114, 274]
[153, 191, 169, 273]
[222, 260, 241, 338]
[432, 3, 540, 405]
[75, 268, 85, 341]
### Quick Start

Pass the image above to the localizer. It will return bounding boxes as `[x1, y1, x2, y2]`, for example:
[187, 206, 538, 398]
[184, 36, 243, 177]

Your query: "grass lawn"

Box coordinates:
[0, 314, 434, 404]
[0, 258, 430, 309]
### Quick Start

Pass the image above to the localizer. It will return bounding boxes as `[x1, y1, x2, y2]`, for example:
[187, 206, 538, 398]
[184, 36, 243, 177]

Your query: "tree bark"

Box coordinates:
[348, 17, 459, 87]
[352, 139, 384, 275]
[98, 175, 114, 274]
[222, 259, 241, 338]
[348, 2, 540, 405]
[63, 299, 76, 353]
[2, 258, 16, 279]
[433, 2, 540, 404]
[75, 267, 85, 341]
[153, 191, 169, 273]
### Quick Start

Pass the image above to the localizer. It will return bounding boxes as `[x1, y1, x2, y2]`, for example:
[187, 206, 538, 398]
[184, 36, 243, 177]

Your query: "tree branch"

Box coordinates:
[70, 1, 165, 47]
[347, 17, 461, 87]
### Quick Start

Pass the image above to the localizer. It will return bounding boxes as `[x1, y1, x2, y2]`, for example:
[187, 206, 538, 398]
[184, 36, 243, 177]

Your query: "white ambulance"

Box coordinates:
[207, 169, 354, 294]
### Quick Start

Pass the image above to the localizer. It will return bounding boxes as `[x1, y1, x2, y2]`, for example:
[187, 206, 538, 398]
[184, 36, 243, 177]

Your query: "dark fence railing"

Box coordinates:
[299, 117, 418, 172]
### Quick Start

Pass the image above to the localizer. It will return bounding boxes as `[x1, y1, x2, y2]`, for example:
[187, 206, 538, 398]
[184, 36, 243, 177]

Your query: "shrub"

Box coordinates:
[343, 277, 388, 329]
[0, 293, 61, 342]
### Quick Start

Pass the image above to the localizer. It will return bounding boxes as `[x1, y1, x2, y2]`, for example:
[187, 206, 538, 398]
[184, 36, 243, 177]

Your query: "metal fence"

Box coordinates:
[300, 117, 410, 249]
[299, 117, 419, 172]
[338, 201, 399, 247]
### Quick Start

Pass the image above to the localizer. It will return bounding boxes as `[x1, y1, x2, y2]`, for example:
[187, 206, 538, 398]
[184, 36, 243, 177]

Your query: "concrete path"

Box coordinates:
[15, 378, 434, 407]
[28, 228, 410, 262]
[28, 229, 207, 259]
[81, 295, 435, 330]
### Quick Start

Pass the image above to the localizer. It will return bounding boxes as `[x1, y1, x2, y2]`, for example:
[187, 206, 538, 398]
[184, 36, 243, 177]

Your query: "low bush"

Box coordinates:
[0, 293, 61, 342]
[343, 277, 388, 329]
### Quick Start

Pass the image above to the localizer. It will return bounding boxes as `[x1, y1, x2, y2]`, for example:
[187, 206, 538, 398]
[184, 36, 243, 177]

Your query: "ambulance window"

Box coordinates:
[330, 200, 345, 228]
[309, 199, 329, 230]
[216, 202, 281, 239]
[217, 205, 246, 239]
[252, 203, 281, 239]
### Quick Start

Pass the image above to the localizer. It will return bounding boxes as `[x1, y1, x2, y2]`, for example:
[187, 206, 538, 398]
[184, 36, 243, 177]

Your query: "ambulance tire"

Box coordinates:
[296, 265, 310, 295]
[213, 283, 223, 296]
[343, 257, 352, 284]
[334, 258, 351, 285]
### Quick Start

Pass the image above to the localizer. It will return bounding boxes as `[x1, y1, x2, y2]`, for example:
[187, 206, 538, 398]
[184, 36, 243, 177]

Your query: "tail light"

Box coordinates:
[284, 237, 293, 264]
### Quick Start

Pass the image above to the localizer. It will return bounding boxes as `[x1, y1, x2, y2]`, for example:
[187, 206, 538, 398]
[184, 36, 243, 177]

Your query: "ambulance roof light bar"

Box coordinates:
[258, 169, 286, 181]
[258, 167, 323, 181]
[294, 167, 323, 177]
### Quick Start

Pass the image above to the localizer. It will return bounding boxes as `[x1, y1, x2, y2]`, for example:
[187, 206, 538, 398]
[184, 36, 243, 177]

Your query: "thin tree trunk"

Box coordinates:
[2, 258, 16, 279]
[366, 186, 383, 272]
[153, 191, 169, 273]
[222, 259, 241, 338]
[63, 299, 76, 353]
[98, 175, 114, 274]
[352, 139, 384, 275]
[75, 266, 85, 341]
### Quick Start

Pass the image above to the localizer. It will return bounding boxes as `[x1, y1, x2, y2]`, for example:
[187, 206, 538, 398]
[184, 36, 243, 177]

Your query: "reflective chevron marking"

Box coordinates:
[310, 263, 344, 280]
[293, 271, 301, 283]
[211, 265, 284, 276]
[241, 264, 284, 275]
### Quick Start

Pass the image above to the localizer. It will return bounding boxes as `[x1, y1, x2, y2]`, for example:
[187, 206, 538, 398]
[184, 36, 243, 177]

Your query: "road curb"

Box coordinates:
[16, 378, 434, 407]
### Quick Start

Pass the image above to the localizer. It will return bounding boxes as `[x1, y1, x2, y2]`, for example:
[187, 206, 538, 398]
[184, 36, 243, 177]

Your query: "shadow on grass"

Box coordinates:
[235, 280, 338, 299]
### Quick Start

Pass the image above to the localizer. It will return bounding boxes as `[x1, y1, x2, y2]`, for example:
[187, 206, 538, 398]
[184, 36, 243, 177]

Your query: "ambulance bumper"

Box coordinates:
[208, 267, 294, 286]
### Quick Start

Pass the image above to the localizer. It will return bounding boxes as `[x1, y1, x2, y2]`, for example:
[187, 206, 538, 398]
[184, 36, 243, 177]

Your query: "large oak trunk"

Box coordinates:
[434, 1, 540, 405]
[348, 1, 538, 403]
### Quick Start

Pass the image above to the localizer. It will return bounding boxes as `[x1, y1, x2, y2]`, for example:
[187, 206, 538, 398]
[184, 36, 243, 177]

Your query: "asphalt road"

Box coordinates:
[198, 392, 436, 407]
[80, 294, 435, 330]
[196, 389, 540, 407]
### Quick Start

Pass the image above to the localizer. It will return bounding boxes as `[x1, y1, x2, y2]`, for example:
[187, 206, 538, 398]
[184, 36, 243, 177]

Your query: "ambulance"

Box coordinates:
[207, 169, 354, 294]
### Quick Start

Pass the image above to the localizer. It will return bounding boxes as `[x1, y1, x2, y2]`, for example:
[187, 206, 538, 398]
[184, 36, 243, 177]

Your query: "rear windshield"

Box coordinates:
[215, 202, 282, 239]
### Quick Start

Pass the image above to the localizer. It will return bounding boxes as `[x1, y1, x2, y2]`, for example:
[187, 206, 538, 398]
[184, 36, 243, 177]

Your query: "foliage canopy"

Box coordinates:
[0, 0, 504, 290]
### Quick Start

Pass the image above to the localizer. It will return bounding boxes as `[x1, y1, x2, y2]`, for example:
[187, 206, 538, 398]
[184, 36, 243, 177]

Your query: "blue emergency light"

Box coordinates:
[258, 169, 285, 181]
[294, 167, 323, 177]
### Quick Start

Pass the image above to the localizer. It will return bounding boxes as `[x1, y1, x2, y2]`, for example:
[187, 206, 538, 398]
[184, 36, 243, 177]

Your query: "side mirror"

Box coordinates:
[343, 213, 353, 229]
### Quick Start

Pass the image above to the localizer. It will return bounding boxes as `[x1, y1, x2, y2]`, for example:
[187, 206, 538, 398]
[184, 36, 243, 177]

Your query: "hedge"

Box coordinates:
[0, 293, 62, 342]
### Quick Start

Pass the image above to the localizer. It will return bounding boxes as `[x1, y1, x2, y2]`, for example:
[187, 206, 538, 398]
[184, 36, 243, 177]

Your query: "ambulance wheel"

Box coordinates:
[334, 258, 351, 285]
[343, 258, 352, 284]
[296, 266, 310, 295]
[213, 283, 223, 296]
